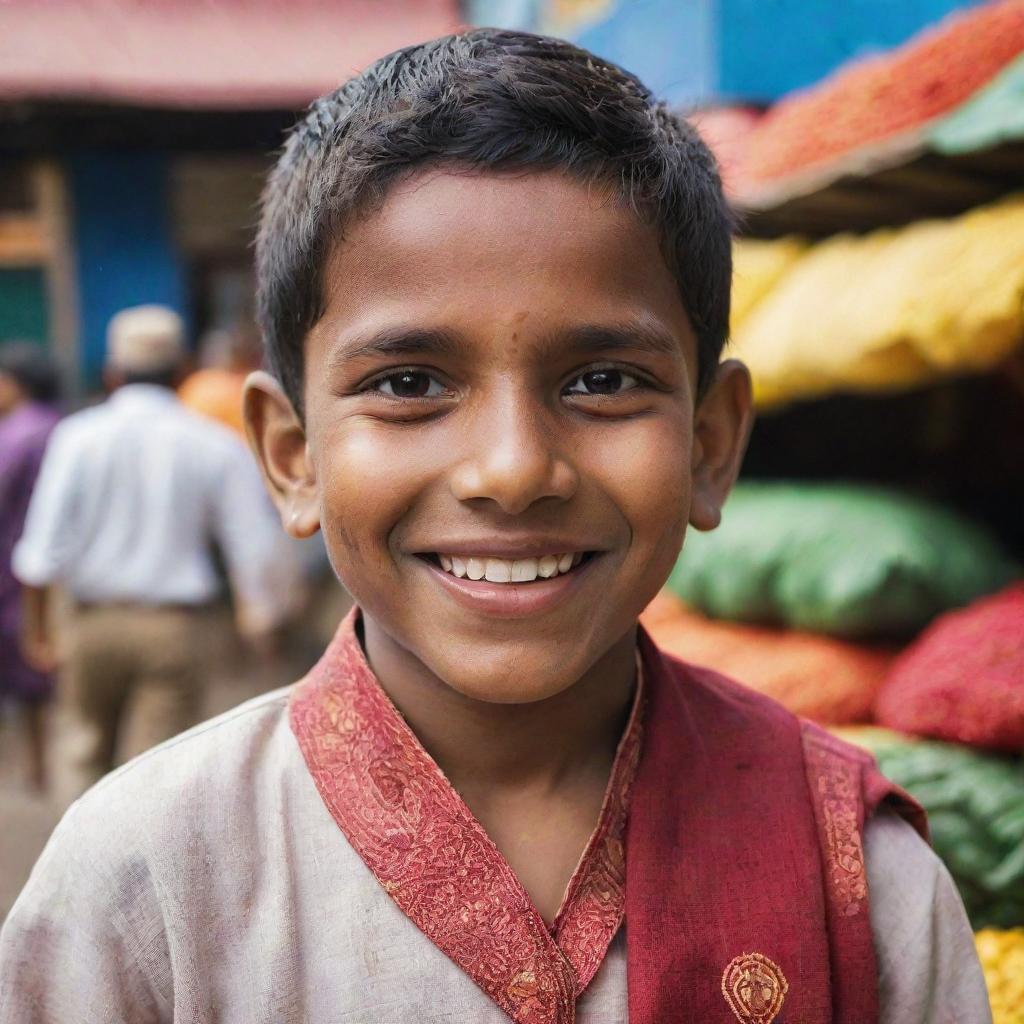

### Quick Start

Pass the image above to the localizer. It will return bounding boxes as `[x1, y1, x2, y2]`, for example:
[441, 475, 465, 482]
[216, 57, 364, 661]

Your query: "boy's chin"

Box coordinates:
[426, 644, 600, 707]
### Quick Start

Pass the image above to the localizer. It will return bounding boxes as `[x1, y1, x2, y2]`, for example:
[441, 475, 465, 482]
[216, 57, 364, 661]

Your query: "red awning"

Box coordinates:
[0, 0, 462, 109]
[688, 106, 763, 197]
[741, 0, 1024, 189]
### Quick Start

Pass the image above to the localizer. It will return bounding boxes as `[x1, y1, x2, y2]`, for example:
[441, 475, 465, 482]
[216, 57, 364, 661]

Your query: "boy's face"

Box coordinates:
[249, 170, 751, 704]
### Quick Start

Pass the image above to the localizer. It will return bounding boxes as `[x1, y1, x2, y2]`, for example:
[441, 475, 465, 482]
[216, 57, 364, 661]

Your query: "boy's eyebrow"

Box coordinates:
[331, 327, 463, 365]
[556, 321, 682, 358]
[331, 320, 682, 367]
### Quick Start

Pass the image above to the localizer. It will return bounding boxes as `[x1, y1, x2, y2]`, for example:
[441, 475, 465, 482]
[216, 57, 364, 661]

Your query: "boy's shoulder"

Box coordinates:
[105, 681, 292, 781]
[3, 686, 310, 966]
[58, 686, 297, 862]
[653, 643, 811, 738]
[656, 644, 871, 760]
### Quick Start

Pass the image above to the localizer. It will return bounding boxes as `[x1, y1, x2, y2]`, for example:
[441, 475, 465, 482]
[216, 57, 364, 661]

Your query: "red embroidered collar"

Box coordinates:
[289, 609, 644, 1024]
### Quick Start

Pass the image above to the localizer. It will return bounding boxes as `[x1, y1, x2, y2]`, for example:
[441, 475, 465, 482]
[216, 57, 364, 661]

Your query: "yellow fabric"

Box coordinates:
[730, 194, 1024, 407]
[975, 928, 1024, 1024]
[729, 236, 807, 331]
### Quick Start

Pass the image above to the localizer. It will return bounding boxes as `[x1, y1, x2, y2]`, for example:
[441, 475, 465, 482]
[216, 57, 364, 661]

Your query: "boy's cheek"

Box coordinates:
[313, 406, 692, 598]
[312, 428, 428, 572]
[589, 415, 692, 538]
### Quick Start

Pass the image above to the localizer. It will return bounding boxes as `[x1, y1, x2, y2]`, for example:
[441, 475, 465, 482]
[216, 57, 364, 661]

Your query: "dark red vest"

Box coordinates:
[626, 630, 927, 1024]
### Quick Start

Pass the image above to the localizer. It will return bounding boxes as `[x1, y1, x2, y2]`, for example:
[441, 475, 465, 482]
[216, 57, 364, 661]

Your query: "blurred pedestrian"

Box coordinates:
[12, 305, 298, 796]
[0, 343, 61, 792]
[178, 321, 262, 436]
[180, 319, 341, 658]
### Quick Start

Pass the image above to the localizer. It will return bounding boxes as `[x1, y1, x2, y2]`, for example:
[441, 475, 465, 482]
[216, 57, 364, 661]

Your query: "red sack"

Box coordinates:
[875, 583, 1024, 752]
[641, 592, 893, 725]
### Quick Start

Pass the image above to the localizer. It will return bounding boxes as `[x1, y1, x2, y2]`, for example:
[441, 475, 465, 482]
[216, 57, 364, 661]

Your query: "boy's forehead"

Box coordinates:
[315, 168, 696, 364]
[368, 167, 626, 244]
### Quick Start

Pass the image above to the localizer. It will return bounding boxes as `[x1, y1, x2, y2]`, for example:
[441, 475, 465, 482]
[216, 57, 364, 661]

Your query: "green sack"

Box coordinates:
[844, 729, 1024, 929]
[668, 482, 1015, 638]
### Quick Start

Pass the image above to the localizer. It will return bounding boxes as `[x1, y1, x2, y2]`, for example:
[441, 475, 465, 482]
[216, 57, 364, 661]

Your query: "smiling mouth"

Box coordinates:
[418, 551, 594, 584]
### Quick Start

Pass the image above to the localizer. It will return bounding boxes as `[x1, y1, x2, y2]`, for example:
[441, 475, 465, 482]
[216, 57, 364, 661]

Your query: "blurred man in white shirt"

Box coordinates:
[13, 305, 299, 794]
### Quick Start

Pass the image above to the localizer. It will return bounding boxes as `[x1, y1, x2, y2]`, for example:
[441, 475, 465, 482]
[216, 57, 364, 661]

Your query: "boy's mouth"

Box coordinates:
[419, 551, 594, 584]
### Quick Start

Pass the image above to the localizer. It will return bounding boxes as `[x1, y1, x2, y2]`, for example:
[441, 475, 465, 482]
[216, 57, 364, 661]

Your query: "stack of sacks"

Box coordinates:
[669, 482, 1016, 639]
[729, 236, 808, 331]
[975, 928, 1024, 1024]
[740, 0, 1024, 189]
[836, 727, 1024, 929]
[641, 591, 891, 725]
[875, 584, 1024, 752]
[729, 193, 1024, 408]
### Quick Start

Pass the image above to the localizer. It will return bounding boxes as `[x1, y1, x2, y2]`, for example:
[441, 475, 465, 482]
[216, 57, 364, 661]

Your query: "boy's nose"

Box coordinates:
[448, 400, 579, 515]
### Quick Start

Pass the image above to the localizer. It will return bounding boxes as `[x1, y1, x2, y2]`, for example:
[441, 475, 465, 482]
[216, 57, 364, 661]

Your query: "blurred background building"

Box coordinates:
[1, 0, 1003, 394]
[0, 0, 460, 394]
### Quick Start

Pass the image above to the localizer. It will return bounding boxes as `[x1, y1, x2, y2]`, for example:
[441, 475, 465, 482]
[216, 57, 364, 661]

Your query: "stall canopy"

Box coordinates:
[930, 51, 1024, 154]
[738, 0, 1024, 201]
[0, 0, 461, 109]
[692, 0, 1024, 232]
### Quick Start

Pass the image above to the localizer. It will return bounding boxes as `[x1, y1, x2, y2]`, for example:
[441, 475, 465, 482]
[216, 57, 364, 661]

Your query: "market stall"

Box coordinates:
[653, 5, 1024, 1014]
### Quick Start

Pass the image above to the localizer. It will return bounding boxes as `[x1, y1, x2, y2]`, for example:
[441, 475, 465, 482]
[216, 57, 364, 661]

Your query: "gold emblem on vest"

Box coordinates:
[721, 952, 789, 1024]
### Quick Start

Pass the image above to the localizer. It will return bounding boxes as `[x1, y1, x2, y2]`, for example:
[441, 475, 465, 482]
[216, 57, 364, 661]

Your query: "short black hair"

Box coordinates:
[0, 341, 61, 404]
[257, 28, 732, 414]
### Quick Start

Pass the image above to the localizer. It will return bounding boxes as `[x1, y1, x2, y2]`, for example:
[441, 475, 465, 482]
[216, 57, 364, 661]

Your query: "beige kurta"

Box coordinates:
[0, 687, 991, 1023]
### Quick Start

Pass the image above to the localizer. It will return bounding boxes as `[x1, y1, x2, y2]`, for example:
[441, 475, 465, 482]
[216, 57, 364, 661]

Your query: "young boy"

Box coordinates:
[0, 29, 989, 1024]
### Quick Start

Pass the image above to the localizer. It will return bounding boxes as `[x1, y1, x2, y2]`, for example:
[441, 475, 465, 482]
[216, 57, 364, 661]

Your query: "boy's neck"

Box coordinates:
[361, 616, 638, 795]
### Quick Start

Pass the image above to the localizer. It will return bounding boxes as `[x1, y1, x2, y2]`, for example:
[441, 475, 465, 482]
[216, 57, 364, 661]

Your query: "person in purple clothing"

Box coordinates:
[0, 342, 61, 791]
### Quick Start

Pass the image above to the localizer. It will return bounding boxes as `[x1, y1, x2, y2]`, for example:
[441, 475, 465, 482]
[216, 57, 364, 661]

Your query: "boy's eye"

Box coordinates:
[372, 370, 447, 398]
[564, 369, 640, 396]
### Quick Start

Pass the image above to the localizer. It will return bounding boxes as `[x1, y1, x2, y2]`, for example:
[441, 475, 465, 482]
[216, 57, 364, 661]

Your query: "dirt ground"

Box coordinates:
[0, 586, 350, 924]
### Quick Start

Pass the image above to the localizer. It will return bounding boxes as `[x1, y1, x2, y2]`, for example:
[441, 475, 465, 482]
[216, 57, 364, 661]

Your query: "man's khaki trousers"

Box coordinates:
[63, 603, 205, 795]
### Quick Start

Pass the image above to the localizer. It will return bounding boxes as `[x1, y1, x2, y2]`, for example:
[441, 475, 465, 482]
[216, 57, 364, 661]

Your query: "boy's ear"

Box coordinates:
[243, 371, 320, 539]
[689, 359, 754, 532]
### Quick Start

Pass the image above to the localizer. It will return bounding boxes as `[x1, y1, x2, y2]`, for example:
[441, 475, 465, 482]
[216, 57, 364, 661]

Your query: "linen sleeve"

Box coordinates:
[0, 804, 169, 1024]
[210, 441, 303, 634]
[11, 424, 81, 588]
[865, 810, 992, 1024]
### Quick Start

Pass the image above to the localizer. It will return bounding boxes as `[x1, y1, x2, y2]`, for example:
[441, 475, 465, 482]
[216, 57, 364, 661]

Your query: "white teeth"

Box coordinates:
[511, 559, 539, 583]
[484, 558, 512, 583]
[437, 552, 586, 584]
[538, 555, 558, 578]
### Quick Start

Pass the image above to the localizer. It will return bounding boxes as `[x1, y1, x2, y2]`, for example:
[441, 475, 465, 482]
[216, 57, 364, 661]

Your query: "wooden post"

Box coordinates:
[35, 161, 82, 403]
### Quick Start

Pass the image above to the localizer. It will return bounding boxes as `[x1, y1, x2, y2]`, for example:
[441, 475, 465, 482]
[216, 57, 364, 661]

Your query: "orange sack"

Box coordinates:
[641, 591, 894, 725]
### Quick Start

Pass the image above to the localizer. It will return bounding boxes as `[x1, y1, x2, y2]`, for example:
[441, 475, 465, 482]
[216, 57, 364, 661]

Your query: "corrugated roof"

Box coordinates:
[0, 0, 462, 109]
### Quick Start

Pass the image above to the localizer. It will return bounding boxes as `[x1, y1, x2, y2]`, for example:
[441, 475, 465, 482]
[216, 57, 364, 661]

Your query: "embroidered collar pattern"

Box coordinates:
[289, 611, 644, 1024]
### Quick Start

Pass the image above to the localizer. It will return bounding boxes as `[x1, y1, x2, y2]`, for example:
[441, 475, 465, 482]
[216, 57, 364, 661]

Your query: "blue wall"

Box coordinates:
[472, 0, 984, 105]
[716, 0, 983, 102]
[69, 152, 187, 383]
[572, 0, 716, 106]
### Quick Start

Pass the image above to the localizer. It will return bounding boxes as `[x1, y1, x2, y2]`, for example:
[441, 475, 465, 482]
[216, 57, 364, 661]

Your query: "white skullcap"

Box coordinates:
[106, 305, 186, 374]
